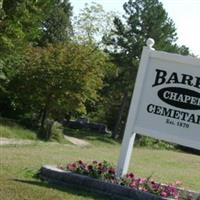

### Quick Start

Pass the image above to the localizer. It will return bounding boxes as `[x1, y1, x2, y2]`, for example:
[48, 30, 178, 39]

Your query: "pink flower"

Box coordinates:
[139, 178, 146, 184]
[65, 160, 189, 200]
[129, 181, 137, 188]
[161, 192, 167, 197]
[141, 188, 148, 192]
[67, 163, 77, 171]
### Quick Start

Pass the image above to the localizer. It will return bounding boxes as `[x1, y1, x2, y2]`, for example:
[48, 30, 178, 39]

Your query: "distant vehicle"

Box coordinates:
[65, 117, 110, 134]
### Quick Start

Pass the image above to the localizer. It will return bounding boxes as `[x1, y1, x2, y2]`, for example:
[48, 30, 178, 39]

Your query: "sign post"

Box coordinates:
[116, 38, 200, 177]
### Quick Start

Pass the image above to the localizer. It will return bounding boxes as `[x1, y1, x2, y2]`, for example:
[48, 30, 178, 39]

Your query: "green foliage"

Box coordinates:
[0, 0, 44, 52]
[0, 0, 73, 50]
[0, 117, 37, 140]
[39, 0, 73, 46]
[0, 0, 116, 140]
[0, 0, 48, 114]
[135, 135, 175, 150]
[73, 2, 118, 45]
[49, 121, 64, 143]
[102, 0, 190, 137]
[7, 42, 114, 138]
[104, 0, 183, 85]
[0, 0, 192, 148]
[30, 43, 111, 112]
[0, 0, 74, 123]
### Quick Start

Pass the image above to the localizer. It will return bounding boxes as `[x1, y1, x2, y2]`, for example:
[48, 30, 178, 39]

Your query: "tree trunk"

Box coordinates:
[39, 103, 49, 140]
[112, 91, 128, 139]
[37, 109, 43, 126]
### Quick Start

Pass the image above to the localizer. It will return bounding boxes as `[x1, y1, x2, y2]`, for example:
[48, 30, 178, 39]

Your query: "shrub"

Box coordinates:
[135, 135, 175, 150]
[49, 121, 64, 143]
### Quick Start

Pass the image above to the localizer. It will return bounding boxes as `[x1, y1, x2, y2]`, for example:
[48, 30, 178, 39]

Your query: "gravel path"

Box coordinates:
[64, 135, 90, 147]
[0, 136, 90, 147]
[0, 137, 34, 145]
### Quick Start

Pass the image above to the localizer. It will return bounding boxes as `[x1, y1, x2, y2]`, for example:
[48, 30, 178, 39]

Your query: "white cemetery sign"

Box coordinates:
[116, 38, 200, 177]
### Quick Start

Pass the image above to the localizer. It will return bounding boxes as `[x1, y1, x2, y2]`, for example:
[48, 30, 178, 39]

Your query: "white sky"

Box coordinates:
[70, 0, 200, 57]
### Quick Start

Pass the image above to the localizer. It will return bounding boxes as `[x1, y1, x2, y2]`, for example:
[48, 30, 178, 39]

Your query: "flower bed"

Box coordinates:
[39, 160, 200, 200]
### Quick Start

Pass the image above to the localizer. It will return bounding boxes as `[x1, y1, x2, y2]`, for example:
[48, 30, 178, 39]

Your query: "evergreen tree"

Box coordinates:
[103, 0, 190, 138]
[39, 0, 73, 46]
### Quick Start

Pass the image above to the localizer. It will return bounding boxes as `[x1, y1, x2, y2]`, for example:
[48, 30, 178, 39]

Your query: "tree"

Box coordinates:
[0, 0, 73, 120]
[72, 2, 117, 46]
[103, 0, 190, 138]
[0, 0, 46, 52]
[8, 42, 114, 139]
[0, 0, 45, 118]
[69, 2, 118, 126]
[39, 0, 73, 46]
[0, 0, 73, 48]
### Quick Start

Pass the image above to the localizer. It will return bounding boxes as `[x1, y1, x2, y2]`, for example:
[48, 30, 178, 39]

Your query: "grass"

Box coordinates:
[0, 121, 37, 140]
[0, 124, 200, 199]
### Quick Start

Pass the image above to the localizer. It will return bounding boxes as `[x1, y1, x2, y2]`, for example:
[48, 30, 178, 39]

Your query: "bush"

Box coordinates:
[49, 121, 64, 143]
[0, 117, 18, 127]
[135, 135, 175, 150]
[18, 115, 39, 131]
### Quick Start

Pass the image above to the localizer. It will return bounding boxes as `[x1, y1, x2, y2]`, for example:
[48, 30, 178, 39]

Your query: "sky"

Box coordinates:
[70, 0, 200, 57]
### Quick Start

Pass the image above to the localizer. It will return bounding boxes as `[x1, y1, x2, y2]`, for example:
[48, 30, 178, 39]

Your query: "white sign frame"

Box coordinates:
[116, 38, 200, 177]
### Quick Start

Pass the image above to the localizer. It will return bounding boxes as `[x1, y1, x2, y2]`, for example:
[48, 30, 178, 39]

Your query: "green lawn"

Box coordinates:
[0, 127, 200, 199]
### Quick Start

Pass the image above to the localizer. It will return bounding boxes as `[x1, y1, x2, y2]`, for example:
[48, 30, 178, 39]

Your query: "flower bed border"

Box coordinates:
[40, 165, 166, 200]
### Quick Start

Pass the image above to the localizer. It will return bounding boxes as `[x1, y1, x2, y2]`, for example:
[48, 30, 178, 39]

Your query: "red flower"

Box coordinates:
[92, 161, 98, 164]
[126, 173, 134, 179]
[98, 163, 102, 167]
[78, 160, 83, 165]
[151, 180, 155, 185]
[108, 167, 115, 174]
[87, 165, 93, 170]
[72, 163, 76, 168]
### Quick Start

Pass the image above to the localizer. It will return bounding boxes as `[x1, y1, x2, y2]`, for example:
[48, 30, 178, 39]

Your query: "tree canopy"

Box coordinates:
[103, 0, 190, 138]
[72, 2, 117, 46]
[0, 0, 192, 141]
[39, 0, 73, 46]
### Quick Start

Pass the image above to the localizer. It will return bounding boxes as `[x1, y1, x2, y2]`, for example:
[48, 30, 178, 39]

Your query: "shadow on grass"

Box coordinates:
[13, 178, 113, 200]
[63, 127, 119, 145]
